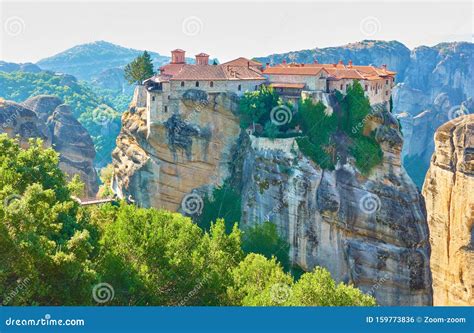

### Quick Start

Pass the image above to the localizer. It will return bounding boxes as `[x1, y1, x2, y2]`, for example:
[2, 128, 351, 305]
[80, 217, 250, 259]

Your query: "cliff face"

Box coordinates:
[422, 114, 474, 305]
[112, 87, 241, 210]
[240, 108, 432, 306]
[112, 87, 433, 305]
[394, 43, 474, 187]
[0, 96, 98, 196]
[256, 41, 474, 188]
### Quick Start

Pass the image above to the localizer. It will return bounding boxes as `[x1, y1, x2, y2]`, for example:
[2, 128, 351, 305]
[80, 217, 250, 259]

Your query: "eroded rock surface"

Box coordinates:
[422, 114, 474, 305]
[0, 96, 98, 196]
[240, 106, 432, 306]
[111, 88, 241, 211]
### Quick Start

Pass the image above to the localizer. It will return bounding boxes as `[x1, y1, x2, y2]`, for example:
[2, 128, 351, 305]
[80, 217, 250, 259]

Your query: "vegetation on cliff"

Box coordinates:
[0, 135, 375, 306]
[238, 81, 383, 174]
[124, 51, 154, 85]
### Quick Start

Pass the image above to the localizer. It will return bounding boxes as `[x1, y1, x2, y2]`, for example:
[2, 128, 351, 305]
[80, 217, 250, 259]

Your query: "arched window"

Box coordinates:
[181, 81, 185, 87]
[238, 84, 242, 91]
[152, 96, 155, 101]
[195, 81, 199, 87]
[164, 106, 168, 113]
[210, 81, 214, 87]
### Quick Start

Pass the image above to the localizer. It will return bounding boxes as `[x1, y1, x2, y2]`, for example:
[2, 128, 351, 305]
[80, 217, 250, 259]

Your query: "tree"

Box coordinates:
[124, 51, 154, 85]
[241, 222, 290, 272]
[196, 182, 241, 233]
[0, 135, 98, 305]
[289, 267, 376, 306]
[227, 253, 293, 306]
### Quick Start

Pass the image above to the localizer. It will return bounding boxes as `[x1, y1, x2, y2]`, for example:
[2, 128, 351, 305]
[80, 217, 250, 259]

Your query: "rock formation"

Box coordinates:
[112, 87, 433, 305]
[256, 41, 474, 188]
[0, 96, 98, 197]
[239, 107, 432, 306]
[112, 87, 241, 210]
[422, 114, 474, 305]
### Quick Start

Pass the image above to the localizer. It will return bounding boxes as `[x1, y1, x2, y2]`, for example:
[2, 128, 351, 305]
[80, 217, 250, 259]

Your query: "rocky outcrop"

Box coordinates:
[111, 87, 241, 210]
[394, 43, 474, 187]
[0, 96, 98, 197]
[256, 41, 474, 188]
[240, 107, 432, 306]
[112, 87, 432, 305]
[422, 114, 474, 305]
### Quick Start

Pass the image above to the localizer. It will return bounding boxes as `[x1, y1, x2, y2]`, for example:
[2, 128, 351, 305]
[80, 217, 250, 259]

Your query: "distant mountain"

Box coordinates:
[0, 61, 42, 73]
[256, 40, 473, 188]
[36, 41, 175, 82]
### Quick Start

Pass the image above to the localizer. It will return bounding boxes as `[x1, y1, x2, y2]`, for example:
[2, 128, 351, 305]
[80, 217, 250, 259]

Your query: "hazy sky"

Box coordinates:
[0, 0, 472, 63]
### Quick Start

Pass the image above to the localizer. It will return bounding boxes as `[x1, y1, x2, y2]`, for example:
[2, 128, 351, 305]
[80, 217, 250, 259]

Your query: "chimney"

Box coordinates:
[348, 60, 353, 67]
[171, 49, 186, 64]
[195, 53, 209, 65]
[338, 60, 343, 65]
[282, 59, 287, 65]
[382, 64, 387, 70]
[266, 62, 270, 67]
[314, 59, 318, 64]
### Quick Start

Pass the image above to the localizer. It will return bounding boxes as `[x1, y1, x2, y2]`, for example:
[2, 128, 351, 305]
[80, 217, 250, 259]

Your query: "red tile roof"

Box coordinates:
[263, 62, 396, 81]
[222, 57, 262, 68]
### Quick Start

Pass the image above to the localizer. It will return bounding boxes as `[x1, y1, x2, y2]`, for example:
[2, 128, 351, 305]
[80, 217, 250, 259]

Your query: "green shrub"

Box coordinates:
[196, 183, 242, 233]
[350, 134, 383, 175]
[242, 222, 290, 272]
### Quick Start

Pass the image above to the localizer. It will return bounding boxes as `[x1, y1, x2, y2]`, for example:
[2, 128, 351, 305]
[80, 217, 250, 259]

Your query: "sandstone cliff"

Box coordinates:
[112, 87, 432, 305]
[240, 108, 432, 306]
[0, 96, 98, 196]
[112, 87, 241, 210]
[256, 41, 474, 188]
[422, 114, 474, 305]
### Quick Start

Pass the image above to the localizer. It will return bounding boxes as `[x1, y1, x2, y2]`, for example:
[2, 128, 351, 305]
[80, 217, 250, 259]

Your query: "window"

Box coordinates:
[365, 85, 368, 91]
[164, 106, 168, 113]
[238, 84, 242, 91]
[181, 81, 185, 87]
[340, 84, 343, 90]
[210, 81, 214, 87]
[152, 96, 155, 101]
[386, 91, 389, 96]
[255, 85, 258, 90]
[168, 95, 170, 100]
[386, 80, 389, 85]
[195, 81, 199, 87]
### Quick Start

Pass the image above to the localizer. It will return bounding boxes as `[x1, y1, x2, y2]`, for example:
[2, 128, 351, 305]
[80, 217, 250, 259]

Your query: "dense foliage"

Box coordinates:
[241, 222, 291, 272]
[336, 83, 383, 175]
[0, 136, 375, 306]
[196, 183, 242, 233]
[124, 51, 154, 85]
[294, 99, 339, 170]
[0, 71, 123, 166]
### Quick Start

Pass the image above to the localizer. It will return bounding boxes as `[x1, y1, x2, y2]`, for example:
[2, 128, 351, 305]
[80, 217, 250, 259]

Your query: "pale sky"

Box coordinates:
[0, 0, 472, 63]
